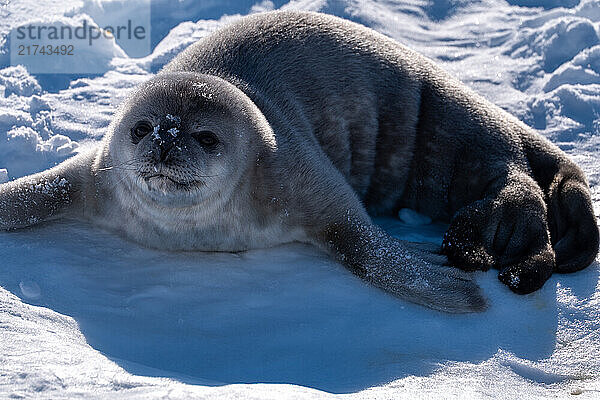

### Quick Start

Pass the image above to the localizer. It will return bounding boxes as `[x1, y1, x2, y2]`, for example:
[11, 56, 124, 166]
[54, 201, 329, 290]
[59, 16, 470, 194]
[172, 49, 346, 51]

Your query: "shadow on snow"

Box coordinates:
[0, 218, 591, 393]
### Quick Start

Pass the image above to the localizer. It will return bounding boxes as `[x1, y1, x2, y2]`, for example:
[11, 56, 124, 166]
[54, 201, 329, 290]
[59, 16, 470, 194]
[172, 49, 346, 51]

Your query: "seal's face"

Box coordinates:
[110, 73, 252, 207]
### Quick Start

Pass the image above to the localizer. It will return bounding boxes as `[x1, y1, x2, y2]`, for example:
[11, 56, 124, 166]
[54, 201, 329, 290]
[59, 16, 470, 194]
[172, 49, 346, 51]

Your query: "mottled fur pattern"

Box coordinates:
[0, 11, 597, 312]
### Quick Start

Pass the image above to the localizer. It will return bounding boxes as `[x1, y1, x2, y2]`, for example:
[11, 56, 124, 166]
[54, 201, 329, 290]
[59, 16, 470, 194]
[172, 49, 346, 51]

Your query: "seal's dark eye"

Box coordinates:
[192, 130, 219, 148]
[131, 121, 153, 143]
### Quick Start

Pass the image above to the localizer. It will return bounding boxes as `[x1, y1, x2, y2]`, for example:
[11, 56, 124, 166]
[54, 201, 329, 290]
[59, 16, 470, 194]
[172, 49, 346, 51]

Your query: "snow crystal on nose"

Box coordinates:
[151, 125, 161, 141]
[167, 127, 179, 137]
[165, 114, 181, 125]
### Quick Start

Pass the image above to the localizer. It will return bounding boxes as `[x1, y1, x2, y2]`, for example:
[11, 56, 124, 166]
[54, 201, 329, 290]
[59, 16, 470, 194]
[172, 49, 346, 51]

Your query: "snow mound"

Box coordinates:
[139, 17, 235, 72]
[10, 15, 127, 74]
[0, 66, 41, 97]
[0, 67, 78, 179]
[147, 0, 283, 49]
[509, 17, 599, 73]
[544, 45, 600, 91]
[529, 84, 600, 138]
[506, 0, 580, 8]
[66, 0, 151, 58]
[575, 0, 600, 21]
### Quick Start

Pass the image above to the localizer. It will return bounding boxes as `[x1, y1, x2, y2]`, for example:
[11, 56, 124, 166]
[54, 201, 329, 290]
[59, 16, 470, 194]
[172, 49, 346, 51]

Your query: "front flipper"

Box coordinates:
[272, 146, 486, 313]
[315, 212, 487, 313]
[0, 150, 94, 230]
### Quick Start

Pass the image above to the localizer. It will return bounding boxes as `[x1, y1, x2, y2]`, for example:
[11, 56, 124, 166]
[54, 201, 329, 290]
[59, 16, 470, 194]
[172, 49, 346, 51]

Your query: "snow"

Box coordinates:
[398, 208, 433, 226]
[10, 16, 128, 74]
[1, 0, 600, 399]
[65, 0, 151, 58]
[0, 169, 8, 184]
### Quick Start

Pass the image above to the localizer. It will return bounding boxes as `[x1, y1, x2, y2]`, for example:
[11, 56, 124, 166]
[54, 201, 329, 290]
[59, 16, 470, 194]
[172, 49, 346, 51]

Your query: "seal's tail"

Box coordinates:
[524, 133, 599, 272]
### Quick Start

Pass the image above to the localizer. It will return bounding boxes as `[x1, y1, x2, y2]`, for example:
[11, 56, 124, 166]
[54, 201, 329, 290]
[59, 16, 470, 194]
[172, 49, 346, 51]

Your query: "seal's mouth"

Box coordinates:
[143, 174, 202, 192]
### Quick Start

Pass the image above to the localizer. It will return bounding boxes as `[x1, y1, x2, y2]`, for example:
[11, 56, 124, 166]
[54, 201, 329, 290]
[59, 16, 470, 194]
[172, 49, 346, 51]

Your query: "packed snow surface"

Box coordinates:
[1, 0, 600, 399]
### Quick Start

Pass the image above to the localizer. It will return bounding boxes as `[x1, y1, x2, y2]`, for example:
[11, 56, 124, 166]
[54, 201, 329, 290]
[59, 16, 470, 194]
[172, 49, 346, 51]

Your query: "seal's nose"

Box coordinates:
[152, 126, 181, 163]
[152, 114, 182, 163]
[158, 141, 175, 162]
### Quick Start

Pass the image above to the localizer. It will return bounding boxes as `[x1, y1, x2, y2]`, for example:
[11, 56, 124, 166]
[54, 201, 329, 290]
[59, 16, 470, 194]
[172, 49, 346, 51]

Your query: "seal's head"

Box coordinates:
[107, 72, 275, 207]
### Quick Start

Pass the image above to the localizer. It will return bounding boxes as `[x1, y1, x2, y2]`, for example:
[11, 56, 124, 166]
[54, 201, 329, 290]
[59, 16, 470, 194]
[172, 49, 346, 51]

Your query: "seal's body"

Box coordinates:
[1, 11, 597, 312]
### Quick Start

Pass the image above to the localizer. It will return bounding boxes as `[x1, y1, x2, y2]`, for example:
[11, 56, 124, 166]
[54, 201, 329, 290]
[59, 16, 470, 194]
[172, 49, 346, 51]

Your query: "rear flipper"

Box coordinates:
[546, 167, 599, 272]
[442, 167, 555, 294]
[523, 134, 599, 273]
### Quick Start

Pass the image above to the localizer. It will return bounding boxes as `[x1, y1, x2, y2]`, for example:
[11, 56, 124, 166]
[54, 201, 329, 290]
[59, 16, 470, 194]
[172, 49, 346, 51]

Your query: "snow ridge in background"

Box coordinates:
[0, 0, 599, 399]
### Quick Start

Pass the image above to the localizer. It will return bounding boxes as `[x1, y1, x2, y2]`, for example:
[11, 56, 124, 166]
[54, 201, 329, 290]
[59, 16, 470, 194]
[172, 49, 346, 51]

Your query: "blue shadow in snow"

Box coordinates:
[0, 219, 583, 393]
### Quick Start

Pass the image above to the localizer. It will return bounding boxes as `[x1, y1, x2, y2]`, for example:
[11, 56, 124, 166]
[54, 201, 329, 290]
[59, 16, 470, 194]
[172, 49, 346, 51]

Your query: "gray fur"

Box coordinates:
[1, 11, 598, 312]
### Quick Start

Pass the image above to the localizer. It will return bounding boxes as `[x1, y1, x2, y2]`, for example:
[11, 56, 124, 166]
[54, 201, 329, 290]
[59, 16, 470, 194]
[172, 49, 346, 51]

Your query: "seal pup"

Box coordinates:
[1, 11, 598, 312]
